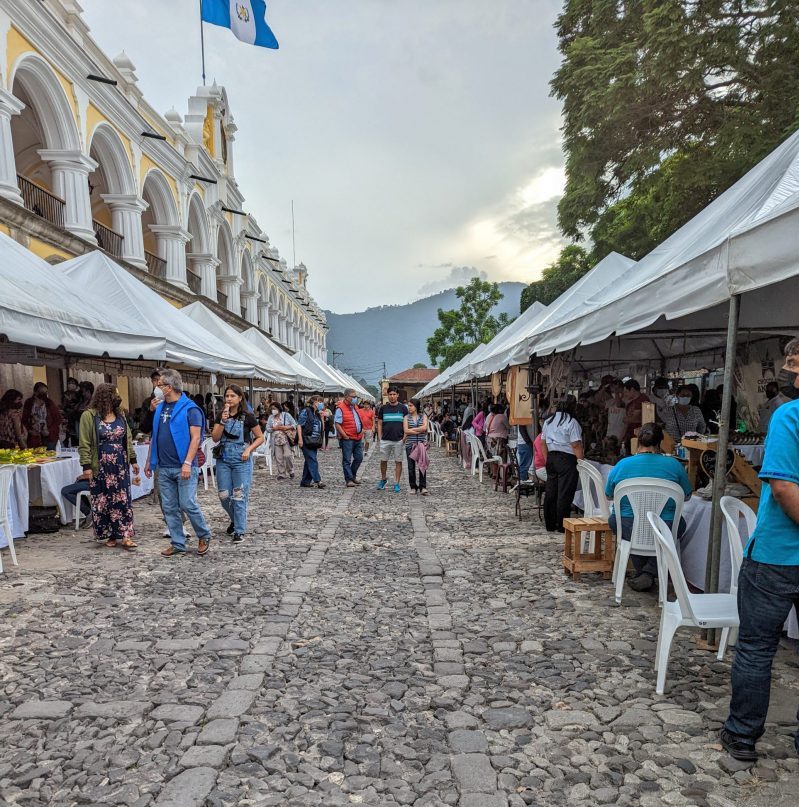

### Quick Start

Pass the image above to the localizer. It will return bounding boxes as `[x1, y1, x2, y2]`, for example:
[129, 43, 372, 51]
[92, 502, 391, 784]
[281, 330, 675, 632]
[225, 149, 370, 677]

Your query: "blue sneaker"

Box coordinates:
[377, 479, 387, 490]
[393, 483, 401, 493]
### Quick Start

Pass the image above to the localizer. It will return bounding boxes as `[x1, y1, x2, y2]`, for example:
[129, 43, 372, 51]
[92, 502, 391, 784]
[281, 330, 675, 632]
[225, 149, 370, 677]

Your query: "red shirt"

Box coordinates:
[359, 408, 375, 431]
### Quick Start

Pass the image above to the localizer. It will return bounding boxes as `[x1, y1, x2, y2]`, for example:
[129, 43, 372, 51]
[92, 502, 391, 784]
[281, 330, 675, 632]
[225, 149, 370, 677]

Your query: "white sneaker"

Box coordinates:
[162, 527, 170, 537]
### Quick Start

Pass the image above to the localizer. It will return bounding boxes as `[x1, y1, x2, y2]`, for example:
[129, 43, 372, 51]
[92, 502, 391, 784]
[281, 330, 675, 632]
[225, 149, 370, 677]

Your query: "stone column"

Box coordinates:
[101, 194, 148, 268]
[218, 274, 242, 315]
[187, 253, 219, 299]
[258, 302, 271, 333]
[0, 89, 24, 204]
[241, 290, 259, 325]
[148, 224, 191, 288]
[38, 149, 98, 242]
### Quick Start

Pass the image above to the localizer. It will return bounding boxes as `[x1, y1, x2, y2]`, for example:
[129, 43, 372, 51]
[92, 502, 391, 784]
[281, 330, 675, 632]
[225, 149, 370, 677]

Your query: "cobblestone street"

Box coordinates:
[2, 447, 799, 807]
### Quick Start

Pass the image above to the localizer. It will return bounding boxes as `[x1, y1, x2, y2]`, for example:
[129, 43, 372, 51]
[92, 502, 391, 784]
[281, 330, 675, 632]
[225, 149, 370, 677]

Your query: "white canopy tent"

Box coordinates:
[0, 231, 164, 360]
[61, 252, 260, 377]
[241, 328, 324, 390]
[180, 302, 294, 385]
[293, 351, 346, 394]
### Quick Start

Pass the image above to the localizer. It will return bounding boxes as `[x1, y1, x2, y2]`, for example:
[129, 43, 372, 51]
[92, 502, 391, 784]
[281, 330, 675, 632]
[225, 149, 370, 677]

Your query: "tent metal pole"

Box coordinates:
[702, 293, 740, 647]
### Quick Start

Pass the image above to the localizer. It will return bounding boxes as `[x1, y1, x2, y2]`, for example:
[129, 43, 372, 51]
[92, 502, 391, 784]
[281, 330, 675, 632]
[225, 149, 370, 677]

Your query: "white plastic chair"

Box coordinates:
[648, 512, 739, 694]
[718, 496, 757, 657]
[74, 489, 91, 530]
[200, 437, 218, 490]
[466, 432, 501, 483]
[611, 478, 686, 606]
[0, 466, 19, 573]
[253, 434, 273, 475]
[577, 460, 611, 552]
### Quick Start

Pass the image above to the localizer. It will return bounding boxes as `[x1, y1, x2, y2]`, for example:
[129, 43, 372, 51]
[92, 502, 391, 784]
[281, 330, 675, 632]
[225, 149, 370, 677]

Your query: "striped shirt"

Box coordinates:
[405, 414, 427, 445]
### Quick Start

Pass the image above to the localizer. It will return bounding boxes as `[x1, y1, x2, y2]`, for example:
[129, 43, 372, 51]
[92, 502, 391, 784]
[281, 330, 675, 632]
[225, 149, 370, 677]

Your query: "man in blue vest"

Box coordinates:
[144, 368, 212, 557]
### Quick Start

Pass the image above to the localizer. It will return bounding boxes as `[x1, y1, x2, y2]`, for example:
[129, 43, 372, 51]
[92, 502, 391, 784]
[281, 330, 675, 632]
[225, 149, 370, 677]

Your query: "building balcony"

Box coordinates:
[217, 289, 228, 309]
[144, 249, 166, 279]
[187, 267, 202, 295]
[17, 174, 65, 229]
[93, 220, 123, 259]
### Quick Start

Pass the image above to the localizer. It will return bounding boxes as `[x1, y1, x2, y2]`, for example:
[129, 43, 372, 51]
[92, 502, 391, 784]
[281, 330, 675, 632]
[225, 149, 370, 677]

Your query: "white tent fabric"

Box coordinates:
[180, 302, 293, 384]
[527, 130, 799, 361]
[0, 231, 164, 360]
[292, 351, 346, 393]
[61, 252, 260, 376]
[241, 328, 324, 389]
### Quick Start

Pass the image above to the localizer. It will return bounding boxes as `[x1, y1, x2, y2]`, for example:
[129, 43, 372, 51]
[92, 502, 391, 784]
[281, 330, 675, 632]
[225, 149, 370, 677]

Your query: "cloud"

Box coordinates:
[417, 265, 487, 297]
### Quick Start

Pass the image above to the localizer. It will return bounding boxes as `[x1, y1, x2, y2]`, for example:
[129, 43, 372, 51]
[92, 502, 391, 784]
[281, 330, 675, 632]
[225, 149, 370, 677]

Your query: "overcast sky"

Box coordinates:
[80, 0, 566, 313]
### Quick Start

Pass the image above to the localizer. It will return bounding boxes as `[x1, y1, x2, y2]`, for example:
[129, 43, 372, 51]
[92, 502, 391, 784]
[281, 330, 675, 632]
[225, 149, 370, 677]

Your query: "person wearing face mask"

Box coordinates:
[0, 389, 27, 449]
[359, 400, 375, 456]
[61, 377, 82, 447]
[297, 395, 327, 489]
[662, 385, 707, 442]
[267, 402, 297, 480]
[759, 380, 788, 433]
[621, 379, 650, 449]
[650, 378, 675, 423]
[722, 337, 799, 763]
[78, 383, 139, 550]
[22, 382, 62, 450]
[139, 369, 163, 436]
[335, 388, 365, 488]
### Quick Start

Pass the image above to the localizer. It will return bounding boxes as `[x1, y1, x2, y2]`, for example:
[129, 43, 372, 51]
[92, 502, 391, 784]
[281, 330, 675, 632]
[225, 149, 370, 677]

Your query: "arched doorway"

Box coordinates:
[257, 277, 270, 331]
[240, 249, 258, 324]
[141, 169, 187, 286]
[185, 192, 214, 298]
[215, 220, 239, 313]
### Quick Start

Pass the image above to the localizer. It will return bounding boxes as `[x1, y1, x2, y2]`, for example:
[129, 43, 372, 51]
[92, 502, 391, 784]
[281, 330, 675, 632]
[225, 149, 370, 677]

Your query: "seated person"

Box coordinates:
[605, 422, 692, 593]
[663, 384, 707, 442]
[440, 413, 457, 442]
[61, 474, 92, 529]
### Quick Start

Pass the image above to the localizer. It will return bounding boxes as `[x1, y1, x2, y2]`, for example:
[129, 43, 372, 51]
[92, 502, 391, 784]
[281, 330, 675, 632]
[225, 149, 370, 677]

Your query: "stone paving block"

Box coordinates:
[259, 622, 289, 637]
[228, 673, 264, 690]
[451, 754, 496, 794]
[154, 766, 217, 807]
[115, 640, 151, 651]
[482, 707, 532, 730]
[429, 614, 453, 630]
[445, 711, 479, 730]
[449, 730, 488, 753]
[240, 655, 272, 674]
[197, 718, 239, 745]
[12, 701, 73, 720]
[435, 662, 465, 676]
[206, 689, 256, 719]
[438, 675, 469, 689]
[460, 794, 507, 807]
[202, 638, 249, 652]
[251, 637, 282, 655]
[434, 647, 463, 662]
[75, 701, 152, 719]
[544, 709, 598, 730]
[150, 704, 205, 725]
[179, 744, 228, 769]
[155, 639, 200, 652]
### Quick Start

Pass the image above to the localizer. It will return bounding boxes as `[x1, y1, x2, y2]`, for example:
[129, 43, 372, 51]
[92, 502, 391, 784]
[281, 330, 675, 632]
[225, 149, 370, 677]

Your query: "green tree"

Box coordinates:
[551, 0, 799, 257]
[520, 245, 595, 313]
[412, 362, 428, 369]
[427, 278, 512, 370]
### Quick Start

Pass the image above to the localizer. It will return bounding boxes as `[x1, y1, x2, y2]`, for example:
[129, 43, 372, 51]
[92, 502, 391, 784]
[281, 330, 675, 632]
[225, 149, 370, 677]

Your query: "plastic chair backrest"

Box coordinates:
[648, 512, 697, 622]
[720, 496, 757, 591]
[0, 465, 14, 524]
[613, 477, 685, 552]
[201, 437, 217, 464]
[577, 460, 610, 520]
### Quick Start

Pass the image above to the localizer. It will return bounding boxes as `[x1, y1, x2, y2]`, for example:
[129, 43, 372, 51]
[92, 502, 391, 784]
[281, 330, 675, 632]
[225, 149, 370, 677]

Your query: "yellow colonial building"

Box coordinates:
[0, 0, 327, 365]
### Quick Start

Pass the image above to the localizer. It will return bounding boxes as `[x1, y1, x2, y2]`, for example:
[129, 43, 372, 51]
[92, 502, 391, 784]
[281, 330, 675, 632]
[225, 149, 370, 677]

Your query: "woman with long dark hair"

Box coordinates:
[211, 384, 264, 544]
[78, 383, 139, 549]
[0, 389, 27, 449]
[540, 395, 584, 532]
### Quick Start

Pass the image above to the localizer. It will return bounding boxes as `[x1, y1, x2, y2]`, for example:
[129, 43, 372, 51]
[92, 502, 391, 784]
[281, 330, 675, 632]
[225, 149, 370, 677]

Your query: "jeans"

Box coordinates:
[406, 445, 427, 490]
[725, 557, 799, 748]
[61, 480, 90, 515]
[340, 439, 363, 483]
[516, 442, 533, 481]
[301, 446, 321, 485]
[216, 457, 252, 535]
[543, 451, 578, 532]
[608, 514, 687, 577]
[158, 466, 211, 550]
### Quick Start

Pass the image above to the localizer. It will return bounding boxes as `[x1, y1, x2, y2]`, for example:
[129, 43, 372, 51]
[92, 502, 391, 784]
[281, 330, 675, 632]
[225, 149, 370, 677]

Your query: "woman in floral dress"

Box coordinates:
[78, 383, 139, 549]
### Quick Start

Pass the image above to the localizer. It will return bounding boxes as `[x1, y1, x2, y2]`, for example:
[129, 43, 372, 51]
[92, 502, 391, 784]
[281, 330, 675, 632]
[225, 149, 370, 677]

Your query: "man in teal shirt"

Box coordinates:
[722, 338, 799, 762]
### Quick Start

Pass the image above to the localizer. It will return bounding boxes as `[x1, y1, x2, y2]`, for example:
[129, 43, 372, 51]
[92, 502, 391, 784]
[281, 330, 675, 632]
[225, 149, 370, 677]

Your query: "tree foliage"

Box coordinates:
[551, 0, 799, 258]
[520, 245, 595, 313]
[412, 362, 428, 369]
[427, 278, 513, 370]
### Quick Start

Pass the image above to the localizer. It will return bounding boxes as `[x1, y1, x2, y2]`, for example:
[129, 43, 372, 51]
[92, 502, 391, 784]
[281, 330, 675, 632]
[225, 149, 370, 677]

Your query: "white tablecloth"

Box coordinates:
[734, 444, 765, 467]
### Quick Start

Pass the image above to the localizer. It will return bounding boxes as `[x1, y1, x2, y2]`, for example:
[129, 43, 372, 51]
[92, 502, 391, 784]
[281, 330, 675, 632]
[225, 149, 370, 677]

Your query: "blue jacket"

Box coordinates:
[150, 393, 203, 470]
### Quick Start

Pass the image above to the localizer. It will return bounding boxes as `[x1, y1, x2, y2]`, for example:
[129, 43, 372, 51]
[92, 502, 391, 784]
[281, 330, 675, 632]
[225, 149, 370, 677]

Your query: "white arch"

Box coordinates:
[10, 53, 80, 151]
[216, 218, 235, 274]
[186, 191, 210, 253]
[87, 122, 136, 195]
[141, 169, 179, 225]
[240, 248, 255, 292]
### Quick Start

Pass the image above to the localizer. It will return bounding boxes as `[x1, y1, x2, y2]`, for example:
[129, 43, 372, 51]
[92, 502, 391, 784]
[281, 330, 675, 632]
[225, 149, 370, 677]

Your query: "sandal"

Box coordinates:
[105, 539, 117, 548]
[120, 539, 138, 551]
[421, 489, 429, 496]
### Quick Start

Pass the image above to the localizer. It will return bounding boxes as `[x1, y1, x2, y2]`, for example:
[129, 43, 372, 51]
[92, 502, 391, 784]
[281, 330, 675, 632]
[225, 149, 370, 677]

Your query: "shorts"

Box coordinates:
[378, 439, 405, 463]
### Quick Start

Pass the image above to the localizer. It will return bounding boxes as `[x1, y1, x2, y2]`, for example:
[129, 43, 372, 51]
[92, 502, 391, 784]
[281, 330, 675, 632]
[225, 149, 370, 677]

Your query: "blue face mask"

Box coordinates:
[352, 397, 359, 405]
[316, 402, 324, 411]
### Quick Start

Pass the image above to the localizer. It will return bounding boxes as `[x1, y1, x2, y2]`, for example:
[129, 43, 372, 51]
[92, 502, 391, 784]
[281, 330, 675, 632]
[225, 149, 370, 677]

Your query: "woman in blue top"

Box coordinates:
[605, 422, 692, 593]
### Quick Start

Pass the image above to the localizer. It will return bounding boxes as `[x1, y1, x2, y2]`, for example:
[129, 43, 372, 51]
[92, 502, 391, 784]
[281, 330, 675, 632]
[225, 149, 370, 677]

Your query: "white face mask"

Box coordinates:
[653, 388, 666, 398]
[271, 409, 280, 416]
[153, 386, 165, 402]
[677, 396, 692, 406]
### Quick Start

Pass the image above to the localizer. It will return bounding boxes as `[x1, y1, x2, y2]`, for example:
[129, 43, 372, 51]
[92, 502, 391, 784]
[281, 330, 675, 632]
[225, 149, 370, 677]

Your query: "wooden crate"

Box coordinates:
[562, 517, 615, 581]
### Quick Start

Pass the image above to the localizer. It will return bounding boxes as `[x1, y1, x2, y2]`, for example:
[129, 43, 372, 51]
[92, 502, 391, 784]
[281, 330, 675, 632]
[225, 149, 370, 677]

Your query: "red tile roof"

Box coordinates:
[388, 368, 440, 383]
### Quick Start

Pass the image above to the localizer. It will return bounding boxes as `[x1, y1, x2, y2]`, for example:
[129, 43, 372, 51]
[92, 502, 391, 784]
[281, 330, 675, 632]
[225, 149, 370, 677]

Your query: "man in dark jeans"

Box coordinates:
[722, 338, 799, 762]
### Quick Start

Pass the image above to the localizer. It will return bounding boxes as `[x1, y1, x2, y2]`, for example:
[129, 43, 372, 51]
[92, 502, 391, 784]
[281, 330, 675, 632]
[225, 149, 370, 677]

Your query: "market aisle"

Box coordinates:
[1, 447, 798, 806]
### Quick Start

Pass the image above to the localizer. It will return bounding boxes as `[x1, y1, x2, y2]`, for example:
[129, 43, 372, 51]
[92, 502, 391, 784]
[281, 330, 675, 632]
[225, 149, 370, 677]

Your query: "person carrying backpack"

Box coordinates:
[297, 395, 326, 489]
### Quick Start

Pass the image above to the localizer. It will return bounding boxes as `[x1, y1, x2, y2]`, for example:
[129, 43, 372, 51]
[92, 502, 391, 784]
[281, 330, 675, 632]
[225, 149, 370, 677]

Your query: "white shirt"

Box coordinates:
[541, 414, 583, 455]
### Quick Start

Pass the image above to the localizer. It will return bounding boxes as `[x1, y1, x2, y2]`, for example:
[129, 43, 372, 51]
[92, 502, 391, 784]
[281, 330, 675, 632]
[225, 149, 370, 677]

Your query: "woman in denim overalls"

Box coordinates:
[211, 384, 265, 544]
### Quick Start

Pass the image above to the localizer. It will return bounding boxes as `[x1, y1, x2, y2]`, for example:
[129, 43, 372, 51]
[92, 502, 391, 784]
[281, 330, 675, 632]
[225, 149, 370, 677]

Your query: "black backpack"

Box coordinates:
[302, 408, 324, 449]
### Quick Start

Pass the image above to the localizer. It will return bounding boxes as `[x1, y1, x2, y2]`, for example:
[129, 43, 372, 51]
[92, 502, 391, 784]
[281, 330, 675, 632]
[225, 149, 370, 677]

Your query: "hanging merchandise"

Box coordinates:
[506, 365, 532, 426]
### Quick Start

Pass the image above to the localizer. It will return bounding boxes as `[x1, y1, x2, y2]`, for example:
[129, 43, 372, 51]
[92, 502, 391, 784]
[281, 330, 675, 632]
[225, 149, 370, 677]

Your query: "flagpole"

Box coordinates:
[199, 0, 206, 86]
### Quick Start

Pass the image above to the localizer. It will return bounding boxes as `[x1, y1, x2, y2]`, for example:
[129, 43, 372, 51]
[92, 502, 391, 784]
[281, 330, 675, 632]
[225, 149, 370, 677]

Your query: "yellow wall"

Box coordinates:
[91, 206, 113, 228]
[140, 154, 179, 206]
[27, 238, 72, 262]
[86, 104, 134, 164]
[0, 223, 9, 235]
[32, 366, 47, 386]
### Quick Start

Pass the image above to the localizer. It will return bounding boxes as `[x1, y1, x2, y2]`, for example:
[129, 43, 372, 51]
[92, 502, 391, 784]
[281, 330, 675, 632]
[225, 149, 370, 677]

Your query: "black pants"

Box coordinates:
[407, 446, 427, 490]
[543, 451, 578, 532]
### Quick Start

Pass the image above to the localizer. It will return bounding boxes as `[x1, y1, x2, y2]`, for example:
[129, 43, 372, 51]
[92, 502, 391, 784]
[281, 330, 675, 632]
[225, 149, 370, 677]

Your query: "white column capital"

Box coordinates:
[241, 289, 259, 300]
[38, 149, 98, 174]
[149, 224, 192, 245]
[218, 274, 243, 287]
[0, 88, 25, 119]
[101, 193, 149, 214]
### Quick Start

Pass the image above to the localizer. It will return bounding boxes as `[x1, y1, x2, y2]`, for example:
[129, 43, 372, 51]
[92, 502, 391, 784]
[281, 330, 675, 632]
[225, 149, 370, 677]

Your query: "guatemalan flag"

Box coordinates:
[201, 0, 279, 49]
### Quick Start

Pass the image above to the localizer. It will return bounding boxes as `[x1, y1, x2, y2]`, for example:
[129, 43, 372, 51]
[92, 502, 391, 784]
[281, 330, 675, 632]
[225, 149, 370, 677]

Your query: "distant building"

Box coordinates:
[381, 368, 440, 402]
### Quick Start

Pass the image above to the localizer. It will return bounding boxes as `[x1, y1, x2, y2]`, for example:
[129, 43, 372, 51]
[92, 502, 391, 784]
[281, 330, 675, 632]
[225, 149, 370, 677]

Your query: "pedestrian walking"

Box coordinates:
[540, 396, 584, 533]
[78, 383, 139, 550]
[360, 400, 375, 456]
[266, 403, 297, 479]
[376, 386, 408, 492]
[22, 382, 62, 450]
[297, 395, 326, 489]
[322, 400, 334, 450]
[335, 388, 364, 488]
[211, 384, 264, 545]
[144, 369, 212, 557]
[403, 398, 429, 495]
[722, 338, 799, 763]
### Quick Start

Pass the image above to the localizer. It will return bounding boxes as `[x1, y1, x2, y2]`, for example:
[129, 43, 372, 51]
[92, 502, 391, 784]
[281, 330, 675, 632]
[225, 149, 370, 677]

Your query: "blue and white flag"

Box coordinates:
[201, 0, 279, 50]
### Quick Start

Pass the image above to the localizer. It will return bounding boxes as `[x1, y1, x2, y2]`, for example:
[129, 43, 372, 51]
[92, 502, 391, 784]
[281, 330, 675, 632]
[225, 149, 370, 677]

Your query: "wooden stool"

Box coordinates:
[443, 439, 457, 457]
[562, 517, 615, 581]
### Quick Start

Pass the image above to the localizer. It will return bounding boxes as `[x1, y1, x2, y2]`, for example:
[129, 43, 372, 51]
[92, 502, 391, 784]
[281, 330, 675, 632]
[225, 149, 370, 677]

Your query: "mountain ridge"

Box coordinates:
[324, 282, 525, 385]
